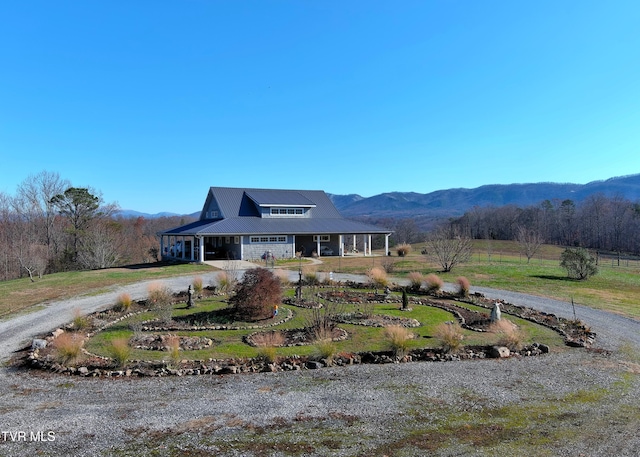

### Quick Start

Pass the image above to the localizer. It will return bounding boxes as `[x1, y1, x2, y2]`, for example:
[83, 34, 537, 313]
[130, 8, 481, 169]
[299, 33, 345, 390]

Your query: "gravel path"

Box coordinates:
[1, 270, 639, 456]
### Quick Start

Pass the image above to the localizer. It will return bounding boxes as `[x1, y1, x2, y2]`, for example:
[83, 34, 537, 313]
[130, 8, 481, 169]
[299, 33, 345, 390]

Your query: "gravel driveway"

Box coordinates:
[1, 270, 639, 456]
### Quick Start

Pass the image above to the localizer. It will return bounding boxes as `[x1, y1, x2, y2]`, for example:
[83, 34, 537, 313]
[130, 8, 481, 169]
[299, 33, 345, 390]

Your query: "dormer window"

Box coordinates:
[270, 207, 304, 216]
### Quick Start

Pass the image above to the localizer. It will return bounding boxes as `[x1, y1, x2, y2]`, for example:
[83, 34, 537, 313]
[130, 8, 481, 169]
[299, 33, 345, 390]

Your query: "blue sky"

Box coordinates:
[2, 1, 639, 214]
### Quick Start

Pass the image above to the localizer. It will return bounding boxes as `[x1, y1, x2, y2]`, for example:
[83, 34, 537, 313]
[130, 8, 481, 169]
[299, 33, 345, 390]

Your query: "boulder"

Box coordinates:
[31, 339, 47, 350]
[488, 346, 510, 358]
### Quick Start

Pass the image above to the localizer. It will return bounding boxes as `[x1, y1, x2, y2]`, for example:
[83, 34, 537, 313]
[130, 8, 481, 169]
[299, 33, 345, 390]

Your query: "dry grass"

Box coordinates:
[315, 339, 337, 364]
[424, 273, 443, 293]
[434, 322, 464, 353]
[456, 276, 470, 297]
[367, 266, 388, 287]
[165, 335, 181, 365]
[396, 243, 412, 257]
[71, 308, 91, 332]
[489, 319, 526, 350]
[385, 325, 413, 357]
[108, 337, 131, 368]
[53, 332, 84, 364]
[192, 276, 203, 295]
[115, 293, 132, 312]
[272, 269, 291, 286]
[252, 331, 286, 348]
[407, 271, 424, 290]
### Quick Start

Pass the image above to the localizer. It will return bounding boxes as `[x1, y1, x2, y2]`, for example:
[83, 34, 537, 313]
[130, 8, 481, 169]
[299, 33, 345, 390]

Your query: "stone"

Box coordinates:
[78, 367, 90, 376]
[31, 339, 47, 350]
[488, 346, 510, 358]
[538, 343, 550, 353]
[490, 303, 502, 323]
[52, 328, 65, 338]
[306, 361, 323, 369]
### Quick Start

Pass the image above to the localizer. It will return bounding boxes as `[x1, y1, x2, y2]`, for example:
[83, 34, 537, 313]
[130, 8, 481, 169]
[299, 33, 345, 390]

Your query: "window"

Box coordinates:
[234, 236, 240, 244]
[250, 235, 287, 243]
[313, 235, 330, 242]
[225, 237, 230, 244]
[270, 207, 304, 217]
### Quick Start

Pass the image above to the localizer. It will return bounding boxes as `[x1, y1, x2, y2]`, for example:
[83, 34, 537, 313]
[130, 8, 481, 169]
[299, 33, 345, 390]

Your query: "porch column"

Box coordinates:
[385, 234, 390, 257]
[363, 234, 367, 256]
[316, 236, 321, 257]
[339, 234, 344, 257]
[352, 235, 356, 253]
[198, 236, 204, 263]
[368, 234, 372, 256]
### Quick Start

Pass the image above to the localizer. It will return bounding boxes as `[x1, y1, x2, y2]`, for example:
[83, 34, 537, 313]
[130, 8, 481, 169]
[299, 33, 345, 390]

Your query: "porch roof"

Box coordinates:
[160, 217, 391, 237]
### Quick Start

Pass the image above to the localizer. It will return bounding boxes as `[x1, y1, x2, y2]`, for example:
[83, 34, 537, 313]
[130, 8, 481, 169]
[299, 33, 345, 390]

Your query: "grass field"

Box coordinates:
[315, 240, 640, 320]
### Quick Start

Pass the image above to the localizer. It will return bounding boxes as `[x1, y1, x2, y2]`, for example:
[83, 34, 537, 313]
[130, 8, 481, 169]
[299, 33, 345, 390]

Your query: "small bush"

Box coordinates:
[53, 332, 83, 364]
[424, 274, 443, 294]
[165, 334, 181, 366]
[407, 271, 424, 290]
[72, 309, 91, 332]
[303, 269, 319, 286]
[216, 271, 232, 294]
[229, 268, 283, 321]
[315, 339, 337, 364]
[148, 282, 174, 324]
[456, 276, 470, 297]
[252, 331, 286, 348]
[385, 325, 412, 357]
[273, 268, 291, 286]
[115, 293, 132, 312]
[257, 346, 278, 364]
[192, 276, 204, 295]
[489, 319, 526, 351]
[108, 338, 131, 368]
[434, 322, 464, 353]
[396, 243, 412, 257]
[381, 258, 395, 274]
[367, 267, 388, 288]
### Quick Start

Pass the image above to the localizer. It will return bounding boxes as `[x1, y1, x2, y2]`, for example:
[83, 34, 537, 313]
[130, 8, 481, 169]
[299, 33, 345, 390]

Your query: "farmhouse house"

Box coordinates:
[159, 187, 392, 262]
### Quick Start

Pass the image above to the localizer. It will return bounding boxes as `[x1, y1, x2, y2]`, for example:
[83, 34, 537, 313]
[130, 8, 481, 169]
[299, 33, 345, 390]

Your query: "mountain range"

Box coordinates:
[118, 174, 640, 229]
[329, 173, 640, 229]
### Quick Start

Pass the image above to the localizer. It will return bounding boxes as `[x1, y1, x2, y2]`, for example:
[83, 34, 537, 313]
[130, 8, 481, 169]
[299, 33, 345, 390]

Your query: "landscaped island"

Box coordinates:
[21, 269, 594, 378]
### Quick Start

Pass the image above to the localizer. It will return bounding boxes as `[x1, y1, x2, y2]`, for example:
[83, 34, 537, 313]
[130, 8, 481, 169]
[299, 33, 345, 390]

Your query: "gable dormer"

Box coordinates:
[244, 190, 316, 218]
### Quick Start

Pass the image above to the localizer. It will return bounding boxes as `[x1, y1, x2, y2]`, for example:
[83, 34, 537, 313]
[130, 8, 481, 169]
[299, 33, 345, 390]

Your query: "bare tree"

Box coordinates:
[515, 225, 543, 263]
[424, 226, 472, 272]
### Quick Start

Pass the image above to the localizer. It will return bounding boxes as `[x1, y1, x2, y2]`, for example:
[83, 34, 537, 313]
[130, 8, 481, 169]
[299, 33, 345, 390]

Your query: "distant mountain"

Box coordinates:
[116, 210, 182, 219]
[332, 174, 640, 228]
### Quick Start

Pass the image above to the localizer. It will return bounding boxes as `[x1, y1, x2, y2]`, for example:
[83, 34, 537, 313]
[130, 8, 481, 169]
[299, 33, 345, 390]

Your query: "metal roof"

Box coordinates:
[162, 186, 392, 236]
[161, 217, 391, 236]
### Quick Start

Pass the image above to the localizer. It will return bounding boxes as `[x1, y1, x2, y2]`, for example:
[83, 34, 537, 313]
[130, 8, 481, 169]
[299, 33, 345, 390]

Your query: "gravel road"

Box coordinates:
[1, 270, 639, 456]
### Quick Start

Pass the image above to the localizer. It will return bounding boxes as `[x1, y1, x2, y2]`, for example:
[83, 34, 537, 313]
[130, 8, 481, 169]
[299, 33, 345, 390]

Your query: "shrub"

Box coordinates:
[489, 319, 526, 351]
[229, 268, 282, 321]
[72, 308, 91, 332]
[381, 258, 396, 274]
[560, 247, 598, 280]
[148, 282, 174, 324]
[108, 338, 131, 368]
[303, 268, 319, 286]
[396, 243, 412, 257]
[424, 274, 443, 294]
[165, 335, 181, 366]
[115, 293, 132, 312]
[434, 322, 464, 353]
[252, 331, 286, 348]
[456, 276, 470, 297]
[192, 276, 204, 295]
[407, 271, 424, 291]
[367, 267, 388, 288]
[272, 268, 291, 286]
[257, 346, 278, 363]
[315, 339, 337, 365]
[385, 325, 412, 357]
[216, 271, 232, 294]
[53, 332, 83, 364]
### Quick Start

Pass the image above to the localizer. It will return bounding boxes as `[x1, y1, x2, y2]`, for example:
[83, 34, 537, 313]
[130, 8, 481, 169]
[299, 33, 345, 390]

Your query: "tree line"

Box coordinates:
[0, 171, 194, 282]
[373, 194, 640, 269]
